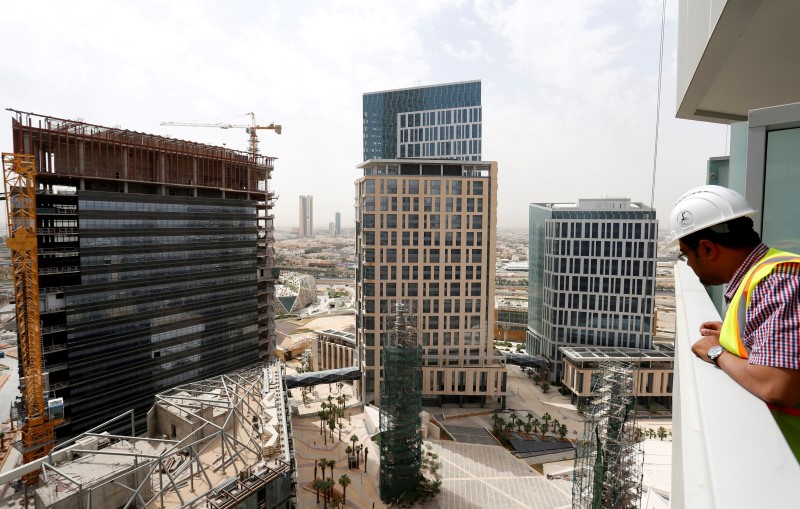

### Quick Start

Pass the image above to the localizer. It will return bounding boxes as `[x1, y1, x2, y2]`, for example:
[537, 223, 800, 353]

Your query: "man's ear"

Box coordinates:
[697, 239, 719, 260]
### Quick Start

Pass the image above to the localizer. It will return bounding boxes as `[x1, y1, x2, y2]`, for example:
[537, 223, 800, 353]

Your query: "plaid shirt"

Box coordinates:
[724, 243, 800, 369]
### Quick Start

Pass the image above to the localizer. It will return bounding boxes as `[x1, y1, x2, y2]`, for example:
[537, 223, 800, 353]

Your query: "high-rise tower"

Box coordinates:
[363, 81, 482, 161]
[526, 198, 658, 382]
[5, 111, 277, 439]
[299, 195, 313, 238]
[355, 159, 505, 406]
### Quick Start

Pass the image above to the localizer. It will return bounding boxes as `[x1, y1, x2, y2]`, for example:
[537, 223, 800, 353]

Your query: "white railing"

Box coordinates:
[672, 263, 800, 508]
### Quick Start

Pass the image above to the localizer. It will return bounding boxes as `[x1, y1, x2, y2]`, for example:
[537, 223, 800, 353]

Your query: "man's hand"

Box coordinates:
[691, 335, 722, 364]
[699, 321, 722, 338]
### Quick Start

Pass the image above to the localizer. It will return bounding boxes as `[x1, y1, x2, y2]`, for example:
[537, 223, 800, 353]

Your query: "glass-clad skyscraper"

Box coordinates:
[526, 199, 658, 382]
[363, 81, 482, 161]
[9, 111, 277, 439]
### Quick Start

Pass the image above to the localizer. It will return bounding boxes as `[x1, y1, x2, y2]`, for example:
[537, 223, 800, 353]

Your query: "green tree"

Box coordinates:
[312, 478, 324, 504]
[558, 424, 568, 440]
[523, 421, 533, 435]
[327, 459, 336, 480]
[541, 382, 551, 393]
[657, 426, 668, 441]
[338, 474, 351, 505]
[542, 412, 552, 432]
[318, 457, 328, 481]
[532, 418, 541, 434]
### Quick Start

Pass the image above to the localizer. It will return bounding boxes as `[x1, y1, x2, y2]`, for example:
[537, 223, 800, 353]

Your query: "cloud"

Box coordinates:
[444, 40, 489, 61]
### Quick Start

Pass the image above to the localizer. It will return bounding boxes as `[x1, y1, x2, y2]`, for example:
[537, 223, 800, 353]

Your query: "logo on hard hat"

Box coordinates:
[678, 210, 693, 227]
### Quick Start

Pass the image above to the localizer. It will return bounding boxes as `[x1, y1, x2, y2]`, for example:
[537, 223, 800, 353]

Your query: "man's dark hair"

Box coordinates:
[682, 216, 761, 249]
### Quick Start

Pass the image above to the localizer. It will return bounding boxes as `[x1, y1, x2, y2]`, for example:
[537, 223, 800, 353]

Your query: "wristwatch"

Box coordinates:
[707, 345, 725, 366]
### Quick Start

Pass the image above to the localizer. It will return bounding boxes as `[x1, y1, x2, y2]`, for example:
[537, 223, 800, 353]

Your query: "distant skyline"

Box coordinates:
[0, 1, 726, 230]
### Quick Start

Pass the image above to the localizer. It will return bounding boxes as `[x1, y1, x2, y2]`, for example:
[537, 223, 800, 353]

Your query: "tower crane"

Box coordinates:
[161, 112, 281, 157]
[2, 153, 63, 484]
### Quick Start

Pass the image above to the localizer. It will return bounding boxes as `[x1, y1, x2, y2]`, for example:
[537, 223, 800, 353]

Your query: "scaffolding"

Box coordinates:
[572, 360, 643, 509]
[379, 301, 423, 503]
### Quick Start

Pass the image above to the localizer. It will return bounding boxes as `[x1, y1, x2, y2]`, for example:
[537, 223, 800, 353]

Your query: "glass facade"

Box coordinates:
[526, 200, 658, 382]
[363, 81, 482, 161]
[63, 191, 259, 434]
[763, 127, 800, 252]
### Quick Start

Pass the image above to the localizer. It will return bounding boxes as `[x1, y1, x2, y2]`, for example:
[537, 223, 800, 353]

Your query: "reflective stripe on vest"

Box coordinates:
[719, 249, 800, 418]
[719, 249, 800, 358]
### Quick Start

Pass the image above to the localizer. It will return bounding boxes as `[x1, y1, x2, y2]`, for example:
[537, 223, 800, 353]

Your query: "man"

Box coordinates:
[668, 185, 800, 460]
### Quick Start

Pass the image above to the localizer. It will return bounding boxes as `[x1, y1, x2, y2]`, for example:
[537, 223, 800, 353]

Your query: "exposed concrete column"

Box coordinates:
[193, 157, 198, 197]
[221, 163, 226, 199]
[160, 153, 167, 195]
[78, 142, 85, 174]
[122, 147, 129, 179]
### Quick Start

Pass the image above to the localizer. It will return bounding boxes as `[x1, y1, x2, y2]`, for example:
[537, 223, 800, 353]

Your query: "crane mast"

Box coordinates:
[2, 153, 62, 483]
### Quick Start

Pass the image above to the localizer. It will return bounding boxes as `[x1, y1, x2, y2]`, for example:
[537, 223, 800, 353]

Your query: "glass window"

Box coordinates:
[763, 127, 800, 250]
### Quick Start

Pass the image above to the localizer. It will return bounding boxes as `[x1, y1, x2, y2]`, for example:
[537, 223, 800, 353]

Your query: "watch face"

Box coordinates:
[709, 346, 724, 360]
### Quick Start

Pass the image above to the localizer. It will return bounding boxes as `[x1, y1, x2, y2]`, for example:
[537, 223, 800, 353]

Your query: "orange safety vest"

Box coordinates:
[719, 248, 800, 462]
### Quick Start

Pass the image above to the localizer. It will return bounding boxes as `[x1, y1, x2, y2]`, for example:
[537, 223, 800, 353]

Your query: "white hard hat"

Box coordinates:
[666, 185, 757, 248]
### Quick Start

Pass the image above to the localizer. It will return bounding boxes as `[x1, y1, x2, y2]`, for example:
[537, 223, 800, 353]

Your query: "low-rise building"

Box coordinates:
[560, 343, 674, 409]
[313, 329, 356, 371]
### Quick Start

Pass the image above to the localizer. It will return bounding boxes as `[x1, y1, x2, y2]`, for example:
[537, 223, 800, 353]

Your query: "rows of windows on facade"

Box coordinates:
[10, 113, 268, 441]
[526, 199, 659, 383]
[356, 80, 507, 407]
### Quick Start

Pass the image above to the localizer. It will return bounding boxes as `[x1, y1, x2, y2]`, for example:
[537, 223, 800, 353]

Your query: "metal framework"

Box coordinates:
[572, 360, 643, 509]
[2, 153, 62, 479]
[379, 301, 423, 503]
[0, 362, 296, 508]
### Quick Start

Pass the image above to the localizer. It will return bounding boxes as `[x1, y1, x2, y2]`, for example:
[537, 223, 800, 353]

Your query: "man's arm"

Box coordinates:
[692, 336, 800, 407]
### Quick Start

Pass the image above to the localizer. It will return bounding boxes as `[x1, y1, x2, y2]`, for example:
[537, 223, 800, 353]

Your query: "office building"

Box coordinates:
[335, 211, 341, 236]
[5, 111, 278, 439]
[363, 81, 482, 161]
[299, 195, 313, 237]
[526, 198, 657, 383]
[354, 159, 505, 406]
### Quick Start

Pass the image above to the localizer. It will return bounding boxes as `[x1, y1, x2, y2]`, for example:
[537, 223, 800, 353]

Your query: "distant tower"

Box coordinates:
[299, 195, 314, 238]
[335, 212, 341, 236]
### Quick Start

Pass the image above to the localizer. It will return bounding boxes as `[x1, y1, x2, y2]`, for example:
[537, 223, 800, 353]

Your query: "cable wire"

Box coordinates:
[650, 0, 667, 215]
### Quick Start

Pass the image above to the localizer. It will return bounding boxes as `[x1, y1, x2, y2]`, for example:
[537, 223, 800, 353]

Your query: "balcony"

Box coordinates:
[672, 263, 799, 508]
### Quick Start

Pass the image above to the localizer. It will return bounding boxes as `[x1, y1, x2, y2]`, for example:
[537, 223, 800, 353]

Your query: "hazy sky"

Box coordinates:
[0, 0, 726, 231]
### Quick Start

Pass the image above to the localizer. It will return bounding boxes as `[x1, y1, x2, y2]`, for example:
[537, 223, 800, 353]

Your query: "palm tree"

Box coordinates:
[657, 426, 667, 441]
[551, 419, 560, 433]
[339, 474, 351, 505]
[318, 457, 328, 481]
[532, 418, 541, 434]
[354, 444, 363, 469]
[320, 478, 335, 508]
[330, 495, 342, 509]
[542, 412, 551, 432]
[558, 424, 568, 440]
[313, 478, 324, 503]
[523, 421, 533, 435]
[327, 459, 336, 481]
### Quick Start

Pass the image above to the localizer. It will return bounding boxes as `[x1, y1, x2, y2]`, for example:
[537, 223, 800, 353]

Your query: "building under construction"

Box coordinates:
[379, 301, 423, 503]
[4, 110, 279, 440]
[0, 361, 295, 509]
[572, 360, 643, 509]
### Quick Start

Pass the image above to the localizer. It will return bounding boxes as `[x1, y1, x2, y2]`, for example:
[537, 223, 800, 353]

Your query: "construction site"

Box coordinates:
[0, 109, 290, 506]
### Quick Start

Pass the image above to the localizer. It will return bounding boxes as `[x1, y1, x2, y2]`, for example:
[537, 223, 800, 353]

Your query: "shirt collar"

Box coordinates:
[725, 243, 769, 302]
